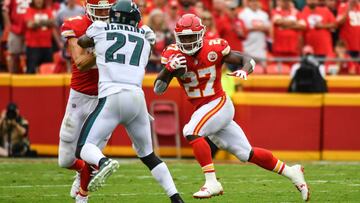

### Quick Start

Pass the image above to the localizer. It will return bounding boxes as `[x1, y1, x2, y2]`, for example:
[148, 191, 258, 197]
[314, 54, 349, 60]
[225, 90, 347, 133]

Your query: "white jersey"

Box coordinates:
[239, 7, 270, 59]
[86, 21, 151, 98]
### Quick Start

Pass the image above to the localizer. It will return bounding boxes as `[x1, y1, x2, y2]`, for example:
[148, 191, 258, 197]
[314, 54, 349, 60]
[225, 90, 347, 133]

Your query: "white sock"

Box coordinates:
[80, 143, 105, 166]
[150, 162, 178, 197]
[281, 165, 294, 180]
[205, 172, 217, 183]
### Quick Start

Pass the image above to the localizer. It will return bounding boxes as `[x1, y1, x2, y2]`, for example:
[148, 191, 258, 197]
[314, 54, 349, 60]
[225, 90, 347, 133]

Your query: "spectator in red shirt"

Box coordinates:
[194, 1, 205, 16]
[147, 0, 167, 13]
[272, 0, 305, 59]
[200, 10, 219, 39]
[326, 0, 339, 47]
[337, 0, 360, 59]
[165, 0, 180, 32]
[300, 0, 337, 58]
[136, 0, 150, 24]
[216, 2, 247, 52]
[2, 0, 31, 73]
[326, 40, 358, 75]
[212, 0, 227, 23]
[24, 0, 55, 74]
[147, 9, 173, 72]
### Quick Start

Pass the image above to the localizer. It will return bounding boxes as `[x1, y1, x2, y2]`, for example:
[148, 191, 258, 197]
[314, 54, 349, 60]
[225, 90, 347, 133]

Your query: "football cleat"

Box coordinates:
[193, 181, 224, 199]
[87, 159, 119, 192]
[290, 165, 310, 201]
[70, 172, 80, 199]
[170, 193, 185, 203]
[75, 194, 88, 203]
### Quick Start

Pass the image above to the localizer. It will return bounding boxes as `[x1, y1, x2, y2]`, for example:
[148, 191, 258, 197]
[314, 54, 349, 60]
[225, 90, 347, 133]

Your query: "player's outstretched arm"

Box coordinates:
[154, 67, 174, 95]
[67, 36, 95, 72]
[223, 50, 255, 74]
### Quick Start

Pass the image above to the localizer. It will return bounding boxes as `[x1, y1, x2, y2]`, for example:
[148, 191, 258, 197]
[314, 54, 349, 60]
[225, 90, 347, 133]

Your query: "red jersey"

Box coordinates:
[272, 7, 301, 54]
[204, 30, 220, 40]
[216, 14, 246, 52]
[337, 3, 360, 51]
[300, 6, 335, 55]
[161, 39, 230, 109]
[2, 0, 30, 34]
[61, 15, 98, 96]
[24, 7, 53, 48]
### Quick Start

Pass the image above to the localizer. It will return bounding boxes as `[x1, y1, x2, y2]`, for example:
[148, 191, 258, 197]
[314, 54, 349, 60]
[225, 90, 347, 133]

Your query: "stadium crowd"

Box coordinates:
[0, 0, 359, 75]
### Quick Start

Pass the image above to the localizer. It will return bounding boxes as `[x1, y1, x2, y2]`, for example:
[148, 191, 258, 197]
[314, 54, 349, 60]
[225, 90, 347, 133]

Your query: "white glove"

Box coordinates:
[168, 54, 187, 71]
[227, 70, 248, 80]
[141, 25, 156, 45]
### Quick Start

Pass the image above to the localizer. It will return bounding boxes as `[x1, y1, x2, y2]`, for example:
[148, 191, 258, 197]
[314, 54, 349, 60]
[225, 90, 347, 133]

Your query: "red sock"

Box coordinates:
[79, 163, 91, 195]
[189, 137, 214, 170]
[69, 159, 85, 172]
[249, 147, 285, 174]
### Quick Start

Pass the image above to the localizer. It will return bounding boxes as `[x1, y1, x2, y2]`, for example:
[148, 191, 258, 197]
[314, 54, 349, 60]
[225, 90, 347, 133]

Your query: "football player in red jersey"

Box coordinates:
[58, 0, 115, 202]
[155, 14, 310, 201]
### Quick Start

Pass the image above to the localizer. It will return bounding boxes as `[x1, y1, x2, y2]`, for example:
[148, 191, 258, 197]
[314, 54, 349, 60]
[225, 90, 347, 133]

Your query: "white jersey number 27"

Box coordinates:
[182, 65, 216, 98]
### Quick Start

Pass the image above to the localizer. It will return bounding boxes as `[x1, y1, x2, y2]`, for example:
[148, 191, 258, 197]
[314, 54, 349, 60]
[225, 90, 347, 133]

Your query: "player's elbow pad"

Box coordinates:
[154, 80, 168, 95]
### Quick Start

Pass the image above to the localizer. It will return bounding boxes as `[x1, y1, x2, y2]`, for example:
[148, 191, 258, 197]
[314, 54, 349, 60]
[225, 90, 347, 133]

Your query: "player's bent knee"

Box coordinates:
[230, 147, 252, 162]
[185, 134, 200, 142]
[140, 152, 163, 170]
[60, 129, 78, 143]
[58, 151, 76, 168]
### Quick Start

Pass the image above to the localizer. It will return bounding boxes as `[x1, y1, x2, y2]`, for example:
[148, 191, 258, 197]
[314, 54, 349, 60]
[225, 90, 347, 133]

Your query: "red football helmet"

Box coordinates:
[174, 14, 206, 55]
[85, 0, 116, 22]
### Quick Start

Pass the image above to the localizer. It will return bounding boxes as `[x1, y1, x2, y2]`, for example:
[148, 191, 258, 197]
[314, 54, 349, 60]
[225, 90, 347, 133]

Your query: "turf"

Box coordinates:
[0, 159, 359, 203]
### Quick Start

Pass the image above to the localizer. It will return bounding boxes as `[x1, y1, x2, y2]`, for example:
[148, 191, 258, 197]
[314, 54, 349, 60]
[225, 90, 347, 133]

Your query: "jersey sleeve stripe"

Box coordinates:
[61, 30, 76, 38]
[222, 45, 231, 56]
[161, 57, 168, 64]
[193, 96, 226, 135]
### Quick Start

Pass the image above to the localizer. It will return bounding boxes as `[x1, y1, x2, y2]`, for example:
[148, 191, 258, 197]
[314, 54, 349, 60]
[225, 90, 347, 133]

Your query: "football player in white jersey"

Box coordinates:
[75, 1, 184, 202]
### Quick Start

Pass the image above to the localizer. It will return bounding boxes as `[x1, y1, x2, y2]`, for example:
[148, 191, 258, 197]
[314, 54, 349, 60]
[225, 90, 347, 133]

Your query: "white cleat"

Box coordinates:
[291, 164, 310, 201]
[193, 181, 224, 199]
[88, 159, 119, 192]
[70, 172, 80, 199]
[75, 194, 88, 203]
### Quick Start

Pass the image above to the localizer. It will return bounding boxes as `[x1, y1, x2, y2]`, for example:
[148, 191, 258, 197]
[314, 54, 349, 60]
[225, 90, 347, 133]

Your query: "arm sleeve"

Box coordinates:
[327, 8, 336, 23]
[337, 4, 347, 20]
[61, 20, 76, 39]
[86, 21, 105, 38]
[2, 0, 10, 12]
[216, 39, 231, 57]
[160, 45, 180, 72]
[24, 9, 32, 22]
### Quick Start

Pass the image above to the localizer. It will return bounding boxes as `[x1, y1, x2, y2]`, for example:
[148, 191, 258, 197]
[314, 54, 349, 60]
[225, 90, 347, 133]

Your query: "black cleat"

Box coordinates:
[170, 193, 185, 203]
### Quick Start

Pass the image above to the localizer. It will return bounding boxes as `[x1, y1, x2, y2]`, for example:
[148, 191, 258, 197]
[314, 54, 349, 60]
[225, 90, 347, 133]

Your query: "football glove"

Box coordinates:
[227, 70, 248, 80]
[166, 54, 187, 72]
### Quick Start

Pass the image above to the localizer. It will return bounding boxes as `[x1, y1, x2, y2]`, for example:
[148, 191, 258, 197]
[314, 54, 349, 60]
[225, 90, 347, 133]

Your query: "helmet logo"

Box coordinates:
[98, 0, 109, 5]
[207, 51, 218, 62]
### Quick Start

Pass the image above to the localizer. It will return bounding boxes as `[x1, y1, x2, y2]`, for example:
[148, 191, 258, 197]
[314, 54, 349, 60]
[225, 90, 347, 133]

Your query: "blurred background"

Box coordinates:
[0, 0, 359, 161]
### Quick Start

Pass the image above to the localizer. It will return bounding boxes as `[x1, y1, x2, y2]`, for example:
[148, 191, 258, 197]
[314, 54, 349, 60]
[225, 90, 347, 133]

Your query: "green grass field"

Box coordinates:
[0, 159, 359, 203]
